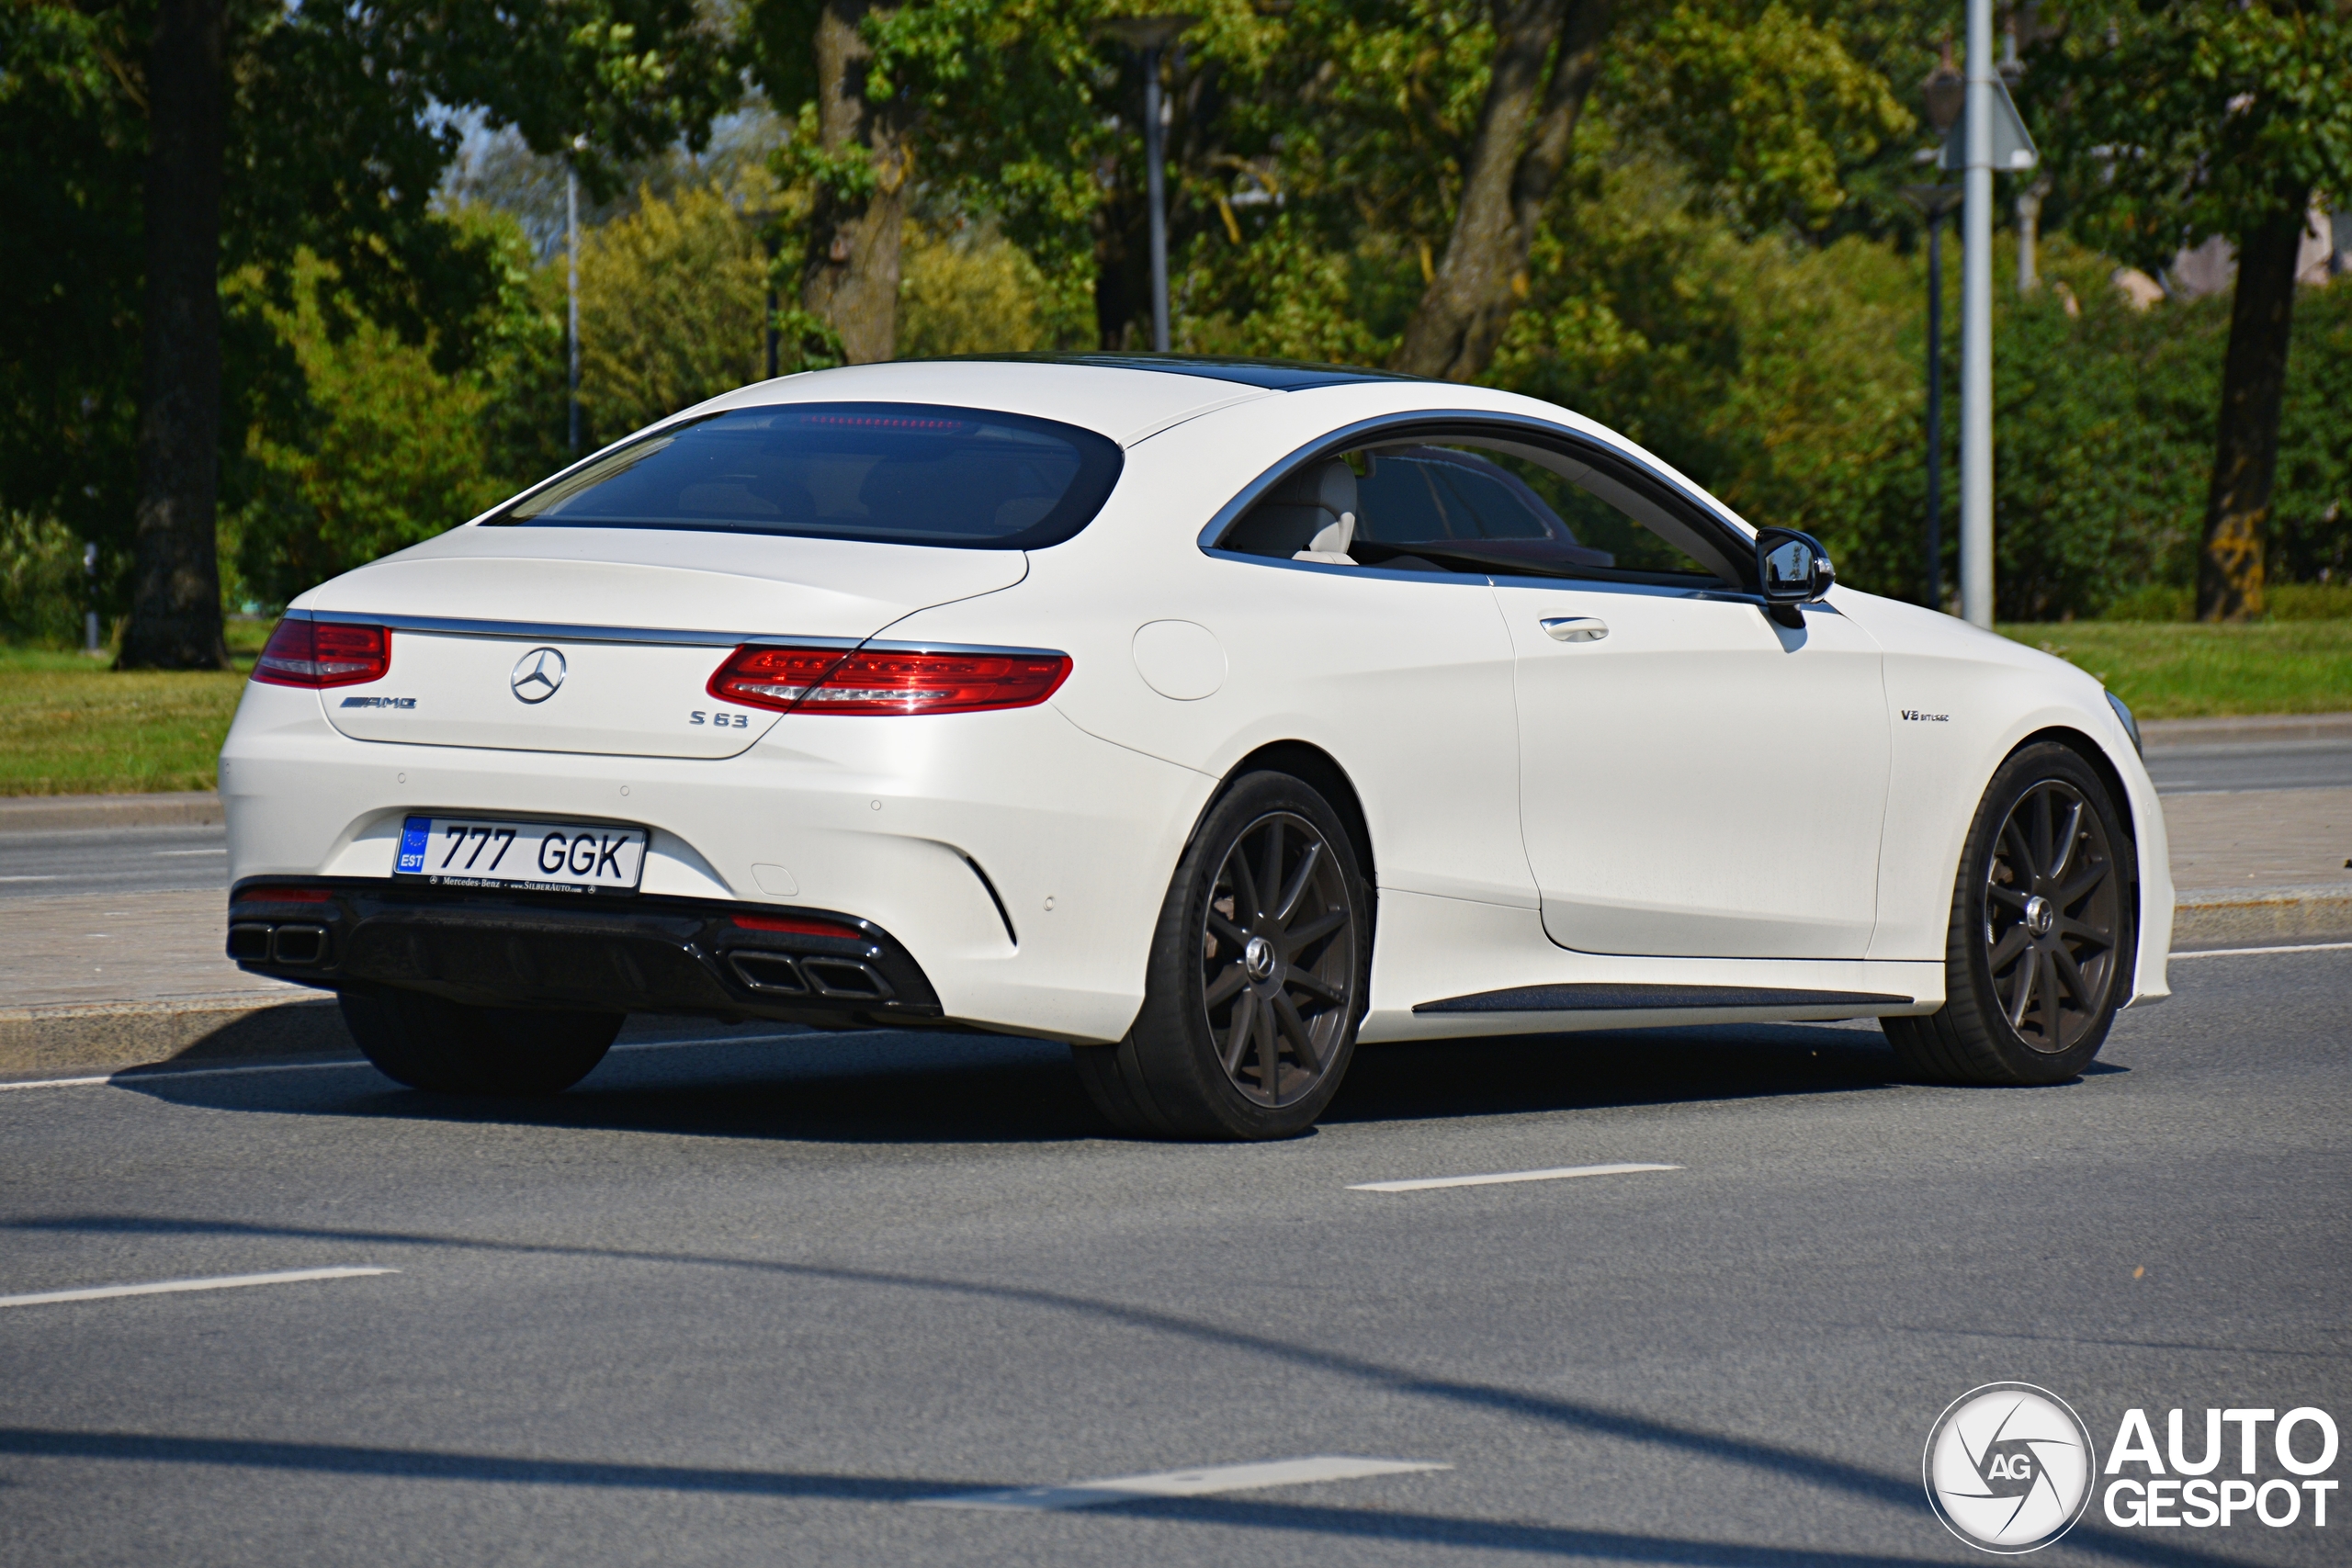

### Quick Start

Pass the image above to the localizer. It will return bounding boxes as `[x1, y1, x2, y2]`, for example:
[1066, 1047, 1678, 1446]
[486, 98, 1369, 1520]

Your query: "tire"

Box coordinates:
[340, 987, 622, 1096]
[1883, 741, 2135, 1086]
[1073, 770, 1371, 1140]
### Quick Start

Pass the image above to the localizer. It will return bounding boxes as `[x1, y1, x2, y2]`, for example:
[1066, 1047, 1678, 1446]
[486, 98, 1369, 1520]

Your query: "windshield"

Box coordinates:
[491, 402, 1125, 548]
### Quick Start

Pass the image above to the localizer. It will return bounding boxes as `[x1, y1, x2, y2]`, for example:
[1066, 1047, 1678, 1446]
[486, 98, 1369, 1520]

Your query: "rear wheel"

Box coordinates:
[340, 988, 622, 1096]
[1883, 742, 2133, 1085]
[1073, 771, 1369, 1140]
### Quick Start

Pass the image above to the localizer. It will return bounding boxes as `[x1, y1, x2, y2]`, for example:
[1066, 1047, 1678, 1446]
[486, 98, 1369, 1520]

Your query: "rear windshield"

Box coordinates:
[489, 402, 1125, 548]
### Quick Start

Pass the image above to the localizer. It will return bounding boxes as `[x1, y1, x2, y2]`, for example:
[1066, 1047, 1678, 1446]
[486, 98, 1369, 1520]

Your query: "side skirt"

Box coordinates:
[1416, 983, 1914, 1014]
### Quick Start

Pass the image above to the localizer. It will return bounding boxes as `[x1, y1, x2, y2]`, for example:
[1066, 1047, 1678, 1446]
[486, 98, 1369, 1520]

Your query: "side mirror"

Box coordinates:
[1755, 528, 1835, 621]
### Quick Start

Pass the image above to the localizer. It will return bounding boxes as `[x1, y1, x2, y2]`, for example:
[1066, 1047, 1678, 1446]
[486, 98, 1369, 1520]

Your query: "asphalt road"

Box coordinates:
[2143, 740, 2352, 795]
[0, 823, 229, 902]
[3, 946, 2346, 1567]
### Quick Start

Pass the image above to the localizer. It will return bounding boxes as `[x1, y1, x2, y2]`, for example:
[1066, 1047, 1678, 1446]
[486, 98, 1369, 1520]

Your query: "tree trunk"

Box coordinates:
[801, 0, 908, 365]
[1390, 0, 1610, 381]
[2196, 191, 2312, 622]
[119, 0, 230, 670]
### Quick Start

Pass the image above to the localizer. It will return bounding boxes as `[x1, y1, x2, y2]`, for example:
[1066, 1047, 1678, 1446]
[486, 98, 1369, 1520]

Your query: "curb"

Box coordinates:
[0, 1000, 821, 1084]
[0, 995, 348, 1080]
[2172, 887, 2352, 947]
[0, 791, 222, 833]
[2142, 712, 2352, 751]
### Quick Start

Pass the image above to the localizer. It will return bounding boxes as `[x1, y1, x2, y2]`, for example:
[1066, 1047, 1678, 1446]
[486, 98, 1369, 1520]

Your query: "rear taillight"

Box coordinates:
[707, 644, 1071, 716]
[253, 618, 390, 688]
[239, 886, 332, 903]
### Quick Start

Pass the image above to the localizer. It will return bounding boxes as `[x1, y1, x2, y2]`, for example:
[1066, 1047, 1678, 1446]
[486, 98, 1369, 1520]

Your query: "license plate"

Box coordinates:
[394, 815, 648, 894]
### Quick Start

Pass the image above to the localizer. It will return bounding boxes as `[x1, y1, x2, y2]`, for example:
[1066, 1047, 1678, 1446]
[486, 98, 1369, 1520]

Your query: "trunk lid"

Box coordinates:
[298, 528, 1025, 759]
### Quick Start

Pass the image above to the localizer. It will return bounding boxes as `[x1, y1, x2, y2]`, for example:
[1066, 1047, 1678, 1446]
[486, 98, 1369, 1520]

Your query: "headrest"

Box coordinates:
[1264, 460, 1357, 522]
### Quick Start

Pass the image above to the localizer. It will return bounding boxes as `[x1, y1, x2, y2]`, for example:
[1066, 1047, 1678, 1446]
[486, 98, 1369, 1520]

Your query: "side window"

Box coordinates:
[1218, 434, 1736, 586]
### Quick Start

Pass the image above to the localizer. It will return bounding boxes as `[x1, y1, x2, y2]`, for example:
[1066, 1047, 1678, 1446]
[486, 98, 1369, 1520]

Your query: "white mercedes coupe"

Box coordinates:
[220, 355, 2171, 1138]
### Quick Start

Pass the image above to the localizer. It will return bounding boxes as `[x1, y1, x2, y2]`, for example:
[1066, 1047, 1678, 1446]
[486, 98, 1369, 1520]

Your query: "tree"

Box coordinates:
[802, 1, 913, 362]
[121, 0, 228, 668]
[822, 0, 1114, 347]
[1390, 0, 1611, 378]
[1395, 0, 1912, 381]
[2041, 0, 2352, 620]
[89, 0, 737, 669]
[0, 1, 147, 625]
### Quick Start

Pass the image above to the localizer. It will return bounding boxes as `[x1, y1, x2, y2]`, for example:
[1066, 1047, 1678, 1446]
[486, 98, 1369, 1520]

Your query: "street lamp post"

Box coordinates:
[83, 540, 99, 655]
[1960, 0, 1995, 628]
[566, 147, 582, 455]
[1100, 16, 1196, 355]
[1901, 48, 1966, 615]
[1901, 183, 1962, 614]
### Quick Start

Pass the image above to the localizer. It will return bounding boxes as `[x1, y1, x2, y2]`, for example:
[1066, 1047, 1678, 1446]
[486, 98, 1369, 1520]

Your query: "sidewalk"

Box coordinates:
[2165, 787, 2352, 944]
[4, 730, 2346, 1078]
[2142, 714, 2352, 943]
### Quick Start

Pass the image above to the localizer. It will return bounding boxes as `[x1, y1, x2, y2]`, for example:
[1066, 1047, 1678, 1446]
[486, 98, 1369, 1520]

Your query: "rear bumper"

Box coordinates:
[227, 879, 944, 1030]
[219, 679, 1217, 1043]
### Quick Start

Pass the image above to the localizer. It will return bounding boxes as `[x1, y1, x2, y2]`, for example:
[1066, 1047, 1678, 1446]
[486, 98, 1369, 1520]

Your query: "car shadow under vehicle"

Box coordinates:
[1325, 1021, 1923, 1126]
[91, 1016, 2125, 1146]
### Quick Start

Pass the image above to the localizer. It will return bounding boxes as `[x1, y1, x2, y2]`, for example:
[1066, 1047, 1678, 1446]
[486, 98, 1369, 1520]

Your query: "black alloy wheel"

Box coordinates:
[1201, 811, 1358, 1109]
[1982, 777, 2123, 1054]
[1073, 770, 1369, 1140]
[1884, 741, 2134, 1085]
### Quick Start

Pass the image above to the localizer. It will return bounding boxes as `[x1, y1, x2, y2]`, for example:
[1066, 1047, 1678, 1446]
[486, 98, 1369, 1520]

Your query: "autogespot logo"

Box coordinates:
[510, 647, 566, 704]
[1924, 1383, 2097, 1553]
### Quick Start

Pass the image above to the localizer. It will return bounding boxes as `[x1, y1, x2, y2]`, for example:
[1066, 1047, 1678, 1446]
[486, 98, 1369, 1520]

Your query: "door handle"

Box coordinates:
[1540, 616, 1608, 643]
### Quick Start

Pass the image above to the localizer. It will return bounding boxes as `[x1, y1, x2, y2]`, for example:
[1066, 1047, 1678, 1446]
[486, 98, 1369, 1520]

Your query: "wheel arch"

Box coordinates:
[2009, 725, 2138, 853]
[1216, 740, 1378, 897]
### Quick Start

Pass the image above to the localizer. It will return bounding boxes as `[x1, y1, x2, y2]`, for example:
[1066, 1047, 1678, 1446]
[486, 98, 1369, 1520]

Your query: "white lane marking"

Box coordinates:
[0, 1059, 378, 1093]
[1350, 1161, 1681, 1194]
[2171, 941, 2352, 960]
[0, 1031, 817, 1093]
[0, 874, 60, 883]
[610, 1032, 804, 1054]
[154, 848, 228, 857]
[914, 1455, 1449, 1511]
[0, 1266, 396, 1309]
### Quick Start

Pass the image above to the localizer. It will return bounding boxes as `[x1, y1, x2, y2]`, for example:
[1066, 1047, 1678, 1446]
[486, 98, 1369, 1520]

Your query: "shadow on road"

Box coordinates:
[97, 1018, 2117, 1145]
[1330, 1022, 1927, 1124]
[0, 1426, 1968, 1563]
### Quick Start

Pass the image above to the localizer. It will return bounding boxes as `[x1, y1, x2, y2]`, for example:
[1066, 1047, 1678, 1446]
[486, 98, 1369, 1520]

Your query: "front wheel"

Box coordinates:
[1073, 771, 1370, 1140]
[340, 988, 622, 1096]
[1883, 741, 2135, 1085]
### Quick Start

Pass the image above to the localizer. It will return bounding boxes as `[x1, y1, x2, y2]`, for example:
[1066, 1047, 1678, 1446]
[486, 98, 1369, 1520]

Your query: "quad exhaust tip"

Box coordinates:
[228, 921, 330, 967]
[726, 950, 890, 1000]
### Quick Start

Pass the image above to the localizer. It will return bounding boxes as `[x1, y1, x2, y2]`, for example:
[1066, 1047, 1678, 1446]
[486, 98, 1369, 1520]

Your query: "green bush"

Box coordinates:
[227, 258, 514, 608]
[2099, 580, 2352, 622]
[0, 512, 88, 648]
[576, 180, 774, 442]
[899, 217, 1092, 357]
[1971, 258, 2348, 619]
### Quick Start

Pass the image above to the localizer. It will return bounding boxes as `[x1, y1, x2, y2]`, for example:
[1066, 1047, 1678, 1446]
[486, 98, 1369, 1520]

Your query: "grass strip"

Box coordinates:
[0, 662, 248, 795]
[2000, 621, 2352, 719]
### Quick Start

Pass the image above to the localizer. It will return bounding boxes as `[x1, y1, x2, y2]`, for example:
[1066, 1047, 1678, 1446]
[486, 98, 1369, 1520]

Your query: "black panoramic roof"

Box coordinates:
[913, 352, 1425, 391]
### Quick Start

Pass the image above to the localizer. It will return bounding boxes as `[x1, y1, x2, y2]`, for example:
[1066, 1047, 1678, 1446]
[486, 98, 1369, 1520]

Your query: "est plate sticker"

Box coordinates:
[395, 815, 648, 894]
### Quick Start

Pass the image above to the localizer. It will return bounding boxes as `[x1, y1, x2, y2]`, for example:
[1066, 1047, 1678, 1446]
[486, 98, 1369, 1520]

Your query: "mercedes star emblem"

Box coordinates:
[510, 647, 567, 704]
